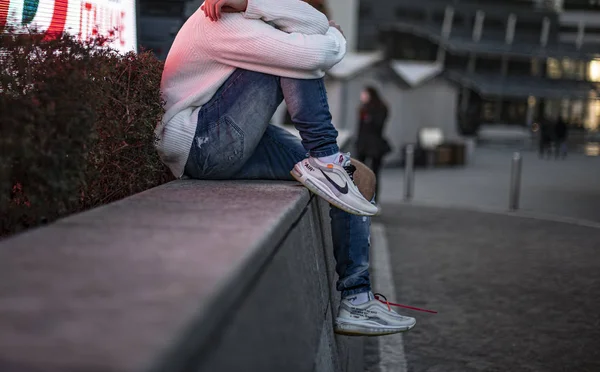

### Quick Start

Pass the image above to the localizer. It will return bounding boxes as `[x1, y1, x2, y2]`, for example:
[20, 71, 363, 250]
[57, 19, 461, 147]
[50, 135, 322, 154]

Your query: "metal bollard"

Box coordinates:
[509, 152, 522, 211]
[404, 144, 415, 202]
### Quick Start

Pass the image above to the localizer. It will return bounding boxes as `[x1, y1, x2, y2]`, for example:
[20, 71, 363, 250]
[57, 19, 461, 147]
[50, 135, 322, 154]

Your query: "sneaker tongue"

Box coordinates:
[339, 153, 352, 167]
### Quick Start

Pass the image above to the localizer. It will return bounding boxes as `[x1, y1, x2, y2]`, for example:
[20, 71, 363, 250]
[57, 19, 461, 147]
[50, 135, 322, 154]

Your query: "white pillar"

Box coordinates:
[441, 6, 455, 40]
[326, 0, 359, 53]
[540, 17, 550, 47]
[506, 14, 517, 45]
[437, 6, 454, 64]
[576, 20, 585, 50]
[472, 10, 485, 42]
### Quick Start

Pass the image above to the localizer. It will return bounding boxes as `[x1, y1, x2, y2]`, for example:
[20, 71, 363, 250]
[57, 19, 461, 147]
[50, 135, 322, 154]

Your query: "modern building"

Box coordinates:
[558, 0, 600, 132]
[354, 0, 600, 136]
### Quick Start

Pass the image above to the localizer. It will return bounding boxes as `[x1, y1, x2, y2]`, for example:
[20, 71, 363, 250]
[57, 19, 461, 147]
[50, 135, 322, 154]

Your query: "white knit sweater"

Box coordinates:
[156, 0, 347, 177]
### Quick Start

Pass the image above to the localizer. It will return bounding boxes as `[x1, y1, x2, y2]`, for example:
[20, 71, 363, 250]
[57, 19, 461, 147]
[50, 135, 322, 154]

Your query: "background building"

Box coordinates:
[557, 0, 600, 132]
[354, 0, 599, 137]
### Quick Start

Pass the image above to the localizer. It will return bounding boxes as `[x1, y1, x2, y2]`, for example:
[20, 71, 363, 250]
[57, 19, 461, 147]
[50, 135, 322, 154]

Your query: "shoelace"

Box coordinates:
[374, 293, 438, 314]
[340, 152, 356, 181]
[343, 164, 357, 181]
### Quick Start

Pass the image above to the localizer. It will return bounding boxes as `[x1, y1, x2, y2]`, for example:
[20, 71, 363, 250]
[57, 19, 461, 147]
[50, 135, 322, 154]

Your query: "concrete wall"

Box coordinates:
[0, 181, 363, 372]
[386, 78, 461, 155]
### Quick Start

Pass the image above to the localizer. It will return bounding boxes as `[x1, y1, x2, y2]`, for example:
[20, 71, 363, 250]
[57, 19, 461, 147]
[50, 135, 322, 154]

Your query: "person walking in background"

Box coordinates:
[555, 117, 569, 159]
[355, 86, 391, 201]
[539, 118, 553, 159]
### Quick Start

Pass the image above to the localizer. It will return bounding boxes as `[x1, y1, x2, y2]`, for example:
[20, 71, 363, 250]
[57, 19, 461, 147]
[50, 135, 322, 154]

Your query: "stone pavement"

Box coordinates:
[365, 146, 600, 371]
[372, 204, 600, 372]
[379, 147, 600, 223]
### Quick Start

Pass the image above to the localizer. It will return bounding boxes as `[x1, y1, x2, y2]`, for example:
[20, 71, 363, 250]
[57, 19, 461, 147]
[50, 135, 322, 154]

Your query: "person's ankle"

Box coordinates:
[318, 152, 345, 165]
[344, 291, 373, 305]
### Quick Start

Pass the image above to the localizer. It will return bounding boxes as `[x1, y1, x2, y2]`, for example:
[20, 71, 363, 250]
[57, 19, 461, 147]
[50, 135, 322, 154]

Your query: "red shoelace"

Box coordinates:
[374, 293, 438, 314]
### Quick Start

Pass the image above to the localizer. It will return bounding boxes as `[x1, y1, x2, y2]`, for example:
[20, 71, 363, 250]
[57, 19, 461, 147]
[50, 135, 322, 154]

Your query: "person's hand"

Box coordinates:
[201, 0, 248, 21]
[329, 20, 344, 37]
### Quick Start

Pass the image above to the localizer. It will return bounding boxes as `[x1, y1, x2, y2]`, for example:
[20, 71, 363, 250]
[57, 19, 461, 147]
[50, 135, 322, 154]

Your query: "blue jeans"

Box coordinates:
[184, 69, 371, 297]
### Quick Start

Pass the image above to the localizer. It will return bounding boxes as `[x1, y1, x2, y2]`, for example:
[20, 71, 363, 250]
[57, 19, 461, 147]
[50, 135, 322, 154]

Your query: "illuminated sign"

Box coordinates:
[0, 0, 137, 53]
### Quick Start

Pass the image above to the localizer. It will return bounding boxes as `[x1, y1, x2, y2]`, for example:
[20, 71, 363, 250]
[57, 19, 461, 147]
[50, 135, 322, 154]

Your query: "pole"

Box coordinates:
[509, 152, 522, 211]
[404, 144, 415, 202]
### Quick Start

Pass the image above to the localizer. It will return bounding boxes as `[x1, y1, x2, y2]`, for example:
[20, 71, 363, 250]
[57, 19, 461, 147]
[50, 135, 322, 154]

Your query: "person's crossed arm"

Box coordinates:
[201, 0, 344, 36]
[199, 0, 346, 77]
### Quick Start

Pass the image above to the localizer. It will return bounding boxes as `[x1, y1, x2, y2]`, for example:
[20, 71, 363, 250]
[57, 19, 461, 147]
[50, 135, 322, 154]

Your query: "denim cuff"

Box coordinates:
[309, 144, 340, 158]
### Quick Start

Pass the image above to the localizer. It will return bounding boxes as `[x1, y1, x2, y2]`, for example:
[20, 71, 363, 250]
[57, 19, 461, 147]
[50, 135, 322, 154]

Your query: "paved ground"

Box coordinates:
[379, 147, 600, 223]
[374, 204, 600, 372]
[365, 146, 600, 371]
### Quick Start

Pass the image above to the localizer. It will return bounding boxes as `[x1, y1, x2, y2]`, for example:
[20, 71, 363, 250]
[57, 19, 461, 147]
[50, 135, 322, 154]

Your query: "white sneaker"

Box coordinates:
[290, 156, 379, 216]
[335, 293, 417, 336]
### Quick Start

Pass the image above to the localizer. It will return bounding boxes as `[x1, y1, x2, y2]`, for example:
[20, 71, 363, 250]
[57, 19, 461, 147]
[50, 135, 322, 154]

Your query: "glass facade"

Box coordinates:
[590, 60, 600, 82]
[589, 100, 600, 130]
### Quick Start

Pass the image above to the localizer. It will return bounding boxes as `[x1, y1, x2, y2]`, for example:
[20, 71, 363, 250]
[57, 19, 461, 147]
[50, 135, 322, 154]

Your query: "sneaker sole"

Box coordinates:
[334, 321, 415, 337]
[290, 166, 378, 217]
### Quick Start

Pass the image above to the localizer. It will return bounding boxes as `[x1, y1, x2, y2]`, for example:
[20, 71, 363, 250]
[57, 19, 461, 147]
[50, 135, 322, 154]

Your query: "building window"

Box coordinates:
[587, 100, 600, 131]
[578, 60, 587, 81]
[482, 102, 496, 121]
[570, 100, 584, 128]
[562, 59, 575, 78]
[560, 99, 571, 121]
[547, 58, 562, 79]
[589, 60, 600, 82]
[561, 58, 585, 80]
[542, 58, 587, 80]
[544, 99, 561, 119]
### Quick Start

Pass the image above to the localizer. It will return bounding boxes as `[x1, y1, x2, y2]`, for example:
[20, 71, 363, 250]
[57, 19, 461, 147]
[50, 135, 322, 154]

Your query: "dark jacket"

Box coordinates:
[555, 119, 569, 141]
[540, 119, 553, 143]
[356, 104, 390, 158]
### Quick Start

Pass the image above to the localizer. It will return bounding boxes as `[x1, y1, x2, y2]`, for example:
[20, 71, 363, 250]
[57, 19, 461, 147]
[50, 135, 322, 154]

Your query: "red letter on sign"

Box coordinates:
[44, 0, 69, 39]
[0, 0, 9, 33]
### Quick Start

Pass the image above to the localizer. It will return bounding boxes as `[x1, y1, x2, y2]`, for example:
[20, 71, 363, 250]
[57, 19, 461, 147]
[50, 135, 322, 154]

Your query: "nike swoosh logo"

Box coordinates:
[320, 170, 348, 194]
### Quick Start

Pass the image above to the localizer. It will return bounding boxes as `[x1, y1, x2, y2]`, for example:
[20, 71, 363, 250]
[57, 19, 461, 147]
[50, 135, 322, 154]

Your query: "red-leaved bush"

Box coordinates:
[0, 30, 174, 237]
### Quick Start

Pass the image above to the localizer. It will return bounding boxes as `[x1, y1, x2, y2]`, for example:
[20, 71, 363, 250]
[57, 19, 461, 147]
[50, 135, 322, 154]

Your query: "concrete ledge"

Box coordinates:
[0, 180, 363, 372]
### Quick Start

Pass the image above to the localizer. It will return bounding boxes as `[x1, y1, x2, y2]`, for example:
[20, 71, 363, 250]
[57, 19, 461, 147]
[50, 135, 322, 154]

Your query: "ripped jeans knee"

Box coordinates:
[184, 115, 245, 179]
